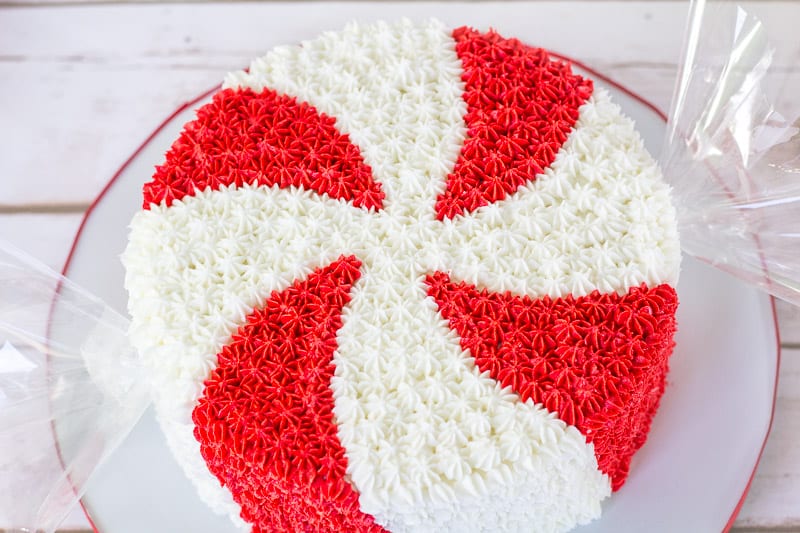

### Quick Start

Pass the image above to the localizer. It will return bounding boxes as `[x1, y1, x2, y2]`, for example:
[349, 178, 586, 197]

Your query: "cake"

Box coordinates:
[123, 19, 681, 532]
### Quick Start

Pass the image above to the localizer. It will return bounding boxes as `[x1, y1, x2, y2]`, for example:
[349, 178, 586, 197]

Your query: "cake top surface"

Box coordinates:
[124, 19, 680, 533]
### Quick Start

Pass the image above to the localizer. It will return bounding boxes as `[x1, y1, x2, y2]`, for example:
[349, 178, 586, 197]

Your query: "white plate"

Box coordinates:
[57, 53, 779, 532]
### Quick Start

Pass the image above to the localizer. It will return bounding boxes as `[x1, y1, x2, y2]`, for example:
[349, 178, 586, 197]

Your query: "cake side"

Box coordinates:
[123, 19, 680, 533]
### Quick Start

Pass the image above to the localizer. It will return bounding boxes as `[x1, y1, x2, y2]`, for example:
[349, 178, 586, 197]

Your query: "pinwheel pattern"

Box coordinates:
[125, 20, 680, 533]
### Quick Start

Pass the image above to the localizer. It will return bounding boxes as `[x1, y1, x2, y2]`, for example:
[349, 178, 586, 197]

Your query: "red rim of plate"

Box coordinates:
[57, 54, 782, 533]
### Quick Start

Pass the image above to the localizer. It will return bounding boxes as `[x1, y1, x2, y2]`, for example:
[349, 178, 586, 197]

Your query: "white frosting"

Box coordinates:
[124, 19, 680, 533]
[124, 186, 362, 529]
[333, 253, 608, 532]
[225, 19, 467, 220]
[437, 88, 680, 298]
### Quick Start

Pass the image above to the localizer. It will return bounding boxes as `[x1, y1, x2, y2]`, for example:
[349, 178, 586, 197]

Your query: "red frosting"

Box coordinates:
[192, 256, 386, 532]
[142, 88, 384, 211]
[162, 26, 677, 530]
[425, 274, 678, 490]
[435, 27, 593, 220]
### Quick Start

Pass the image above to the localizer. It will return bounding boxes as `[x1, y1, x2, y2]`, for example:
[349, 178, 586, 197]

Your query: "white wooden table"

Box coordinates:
[1, 1, 798, 531]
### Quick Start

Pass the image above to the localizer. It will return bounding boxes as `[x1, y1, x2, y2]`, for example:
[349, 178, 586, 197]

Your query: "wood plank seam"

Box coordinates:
[0, 204, 90, 214]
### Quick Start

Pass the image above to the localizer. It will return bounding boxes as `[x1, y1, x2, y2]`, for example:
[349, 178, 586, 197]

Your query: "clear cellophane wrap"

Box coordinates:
[663, 0, 800, 305]
[0, 243, 148, 532]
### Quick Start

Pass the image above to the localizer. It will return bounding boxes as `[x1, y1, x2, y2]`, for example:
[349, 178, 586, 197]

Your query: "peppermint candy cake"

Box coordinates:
[123, 19, 681, 533]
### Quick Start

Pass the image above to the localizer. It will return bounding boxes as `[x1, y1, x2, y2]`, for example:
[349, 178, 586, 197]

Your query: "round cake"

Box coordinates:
[123, 19, 681, 533]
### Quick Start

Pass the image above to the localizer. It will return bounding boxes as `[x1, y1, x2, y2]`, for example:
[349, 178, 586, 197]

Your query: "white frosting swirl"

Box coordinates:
[124, 19, 679, 533]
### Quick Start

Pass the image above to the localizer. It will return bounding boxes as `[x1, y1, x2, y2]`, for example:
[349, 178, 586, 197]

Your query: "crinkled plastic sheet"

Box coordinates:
[0, 242, 149, 533]
[663, 0, 800, 305]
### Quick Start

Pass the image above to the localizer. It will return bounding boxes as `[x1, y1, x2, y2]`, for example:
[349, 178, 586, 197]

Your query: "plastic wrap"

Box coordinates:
[663, 0, 800, 305]
[0, 242, 149, 533]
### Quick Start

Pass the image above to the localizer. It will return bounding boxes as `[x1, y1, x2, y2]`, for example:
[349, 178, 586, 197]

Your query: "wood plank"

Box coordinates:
[0, 62, 221, 208]
[0, 2, 691, 62]
[777, 300, 800, 346]
[6, 2, 797, 71]
[0, 213, 83, 272]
